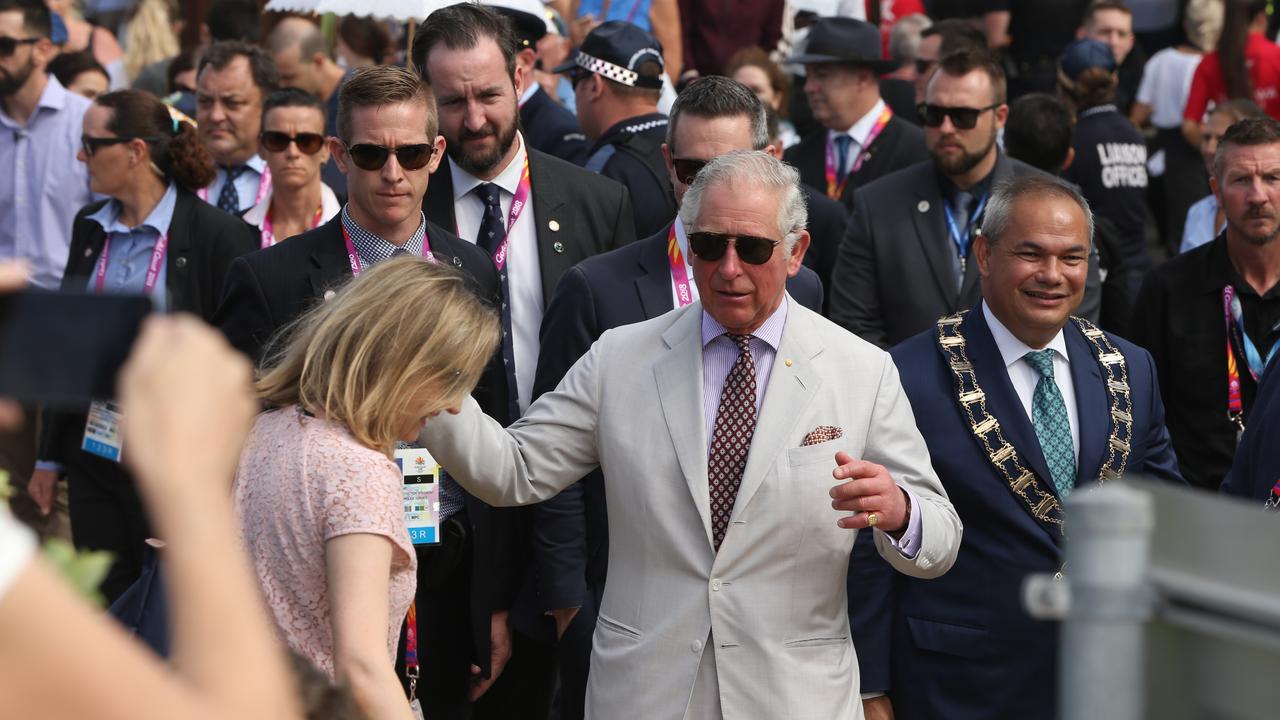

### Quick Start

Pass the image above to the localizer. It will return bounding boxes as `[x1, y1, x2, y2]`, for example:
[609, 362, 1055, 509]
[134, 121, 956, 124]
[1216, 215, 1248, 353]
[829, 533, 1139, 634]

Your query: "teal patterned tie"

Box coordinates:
[1023, 349, 1076, 498]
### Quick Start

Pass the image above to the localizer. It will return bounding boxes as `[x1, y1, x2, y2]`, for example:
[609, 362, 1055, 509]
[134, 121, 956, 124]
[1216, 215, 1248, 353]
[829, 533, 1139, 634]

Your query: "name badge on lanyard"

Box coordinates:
[395, 448, 441, 545]
[944, 193, 988, 275]
[82, 231, 167, 463]
[1223, 284, 1280, 441]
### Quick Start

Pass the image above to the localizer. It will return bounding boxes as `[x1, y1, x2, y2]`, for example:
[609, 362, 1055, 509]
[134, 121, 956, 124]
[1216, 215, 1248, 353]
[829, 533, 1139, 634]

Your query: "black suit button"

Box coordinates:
[176, 257, 188, 268]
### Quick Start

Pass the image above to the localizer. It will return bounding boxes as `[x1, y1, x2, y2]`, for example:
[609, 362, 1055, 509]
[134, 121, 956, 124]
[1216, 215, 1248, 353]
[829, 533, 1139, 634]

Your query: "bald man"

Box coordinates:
[267, 16, 352, 197]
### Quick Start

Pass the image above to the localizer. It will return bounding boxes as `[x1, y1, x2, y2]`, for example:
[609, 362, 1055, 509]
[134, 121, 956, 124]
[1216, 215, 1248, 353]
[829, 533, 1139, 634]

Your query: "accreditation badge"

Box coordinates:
[81, 400, 124, 462]
[395, 448, 441, 545]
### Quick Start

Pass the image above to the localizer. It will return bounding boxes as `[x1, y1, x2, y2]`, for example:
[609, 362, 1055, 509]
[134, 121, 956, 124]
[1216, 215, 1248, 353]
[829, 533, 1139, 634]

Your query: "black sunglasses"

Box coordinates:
[0, 36, 39, 58]
[914, 58, 938, 76]
[344, 142, 435, 171]
[261, 130, 326, 155]
[80, 134, 156, 156]
[688, 231, 780, 265]
[671, 157, 708, 186]
[917, 102, 1002, 130]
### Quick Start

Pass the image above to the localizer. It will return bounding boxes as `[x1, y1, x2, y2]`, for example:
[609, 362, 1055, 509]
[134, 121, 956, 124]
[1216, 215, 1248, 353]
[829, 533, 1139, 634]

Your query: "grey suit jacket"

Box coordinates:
[828, 154, 1102, 349]
[421, 298, 962, 720]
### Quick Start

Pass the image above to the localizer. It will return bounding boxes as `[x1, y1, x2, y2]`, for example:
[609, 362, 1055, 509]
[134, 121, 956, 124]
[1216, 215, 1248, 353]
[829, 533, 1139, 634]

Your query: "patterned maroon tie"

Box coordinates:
[707, 334, 758, 551]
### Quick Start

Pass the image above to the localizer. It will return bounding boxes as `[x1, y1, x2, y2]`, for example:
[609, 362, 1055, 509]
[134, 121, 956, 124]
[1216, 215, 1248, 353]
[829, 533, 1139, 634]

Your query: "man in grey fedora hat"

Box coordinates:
[783, 16, 928, 212]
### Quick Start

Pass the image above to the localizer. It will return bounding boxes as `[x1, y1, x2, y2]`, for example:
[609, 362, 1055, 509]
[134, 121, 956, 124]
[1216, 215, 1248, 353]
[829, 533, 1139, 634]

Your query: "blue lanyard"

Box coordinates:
[943, 193, 988, 261]
[1227, 286, 1280, 380]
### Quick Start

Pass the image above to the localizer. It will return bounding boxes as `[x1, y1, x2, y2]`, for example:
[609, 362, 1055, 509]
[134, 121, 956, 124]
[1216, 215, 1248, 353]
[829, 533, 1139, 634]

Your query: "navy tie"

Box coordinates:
[217, 165, 247, 214]
[475, 183, 521, 423]
[834, 135, 853, 185]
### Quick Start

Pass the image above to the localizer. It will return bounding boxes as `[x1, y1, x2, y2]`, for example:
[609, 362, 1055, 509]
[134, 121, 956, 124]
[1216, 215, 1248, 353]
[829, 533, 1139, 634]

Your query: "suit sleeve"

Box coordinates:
[203, 218, 259, 324]
[847, 529, 895, 694]
[1136, 348, 1186, 485]
[1077, 241, 1103, 324]
[864, 354, 962, 578]
[530, 267, 600, 610]
[608, 184, 638, 250]
[828, 189, 890, 348]
[213, 256, 276, 363]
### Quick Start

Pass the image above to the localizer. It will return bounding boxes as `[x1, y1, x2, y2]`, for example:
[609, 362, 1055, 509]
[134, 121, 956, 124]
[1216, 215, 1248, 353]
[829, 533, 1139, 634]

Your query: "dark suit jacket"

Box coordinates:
[828, 154, 1103, 349]
[43, 188, 257, 465]
[526, 224, 825, 628]
[212, 217, 518, 676]
[783, 113, 928, 212]
[1221, 352, 1280, 501]
[423, 146, 638, 304]
[520, 85, 590, 167]
[850, 306, 1182, 719]
[798, 184, 849, 313]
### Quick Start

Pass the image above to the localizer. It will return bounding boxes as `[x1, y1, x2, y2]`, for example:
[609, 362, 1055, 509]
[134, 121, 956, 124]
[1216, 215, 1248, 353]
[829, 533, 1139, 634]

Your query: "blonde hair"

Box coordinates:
[122, 0, 180, 82]
[256, 256, 500, 456]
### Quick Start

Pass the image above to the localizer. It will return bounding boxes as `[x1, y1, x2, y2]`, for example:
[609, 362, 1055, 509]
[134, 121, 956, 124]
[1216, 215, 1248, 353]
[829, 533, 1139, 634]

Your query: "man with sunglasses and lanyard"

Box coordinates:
[419, 149, 961, 720]
[530, 76, 825, 720]
[783, 16, 928, 213]
[830, 48, 1101, 349]
[240, 88, 341, 249]
[215, 65, 514, 720]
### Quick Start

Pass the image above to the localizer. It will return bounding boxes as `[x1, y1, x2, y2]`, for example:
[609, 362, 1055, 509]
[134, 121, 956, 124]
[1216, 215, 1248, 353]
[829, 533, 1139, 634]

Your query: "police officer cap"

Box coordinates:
[553, 21, 665, 90]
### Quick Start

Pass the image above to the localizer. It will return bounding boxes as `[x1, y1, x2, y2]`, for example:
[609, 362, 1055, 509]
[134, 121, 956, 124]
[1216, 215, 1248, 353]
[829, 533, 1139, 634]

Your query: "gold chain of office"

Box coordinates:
[934, 312, 1135, 532]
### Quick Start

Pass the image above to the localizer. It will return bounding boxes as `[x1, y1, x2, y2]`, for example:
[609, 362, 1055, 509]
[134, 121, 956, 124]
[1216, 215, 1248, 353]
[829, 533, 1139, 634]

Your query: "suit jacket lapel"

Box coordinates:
[654, 305, 714, 548]
[528, 149, 572, 301]
[1066, 321, 1108, 485]
[307, 219, 353, 300]
[730, 301, 821, 525]
[423, 161, 459, 236]
[165, 191, 195, 311]
[910, 170, 957, 306]
[964, 309, 1059, 502]
[637, 227, 675, 320]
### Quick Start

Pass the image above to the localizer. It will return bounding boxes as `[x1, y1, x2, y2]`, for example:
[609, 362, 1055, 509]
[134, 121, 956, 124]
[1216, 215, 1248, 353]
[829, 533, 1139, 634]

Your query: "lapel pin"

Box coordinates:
[452, 256, 462, 267]
[84, 247, 93, 257]
[175, 257, 187, 268]
[549, 220, 561, 232]
[784, 359, 793, 367]
[323, 290, 336, 301]
[917, 200, 930, 213]
[553, 241, 565, 253]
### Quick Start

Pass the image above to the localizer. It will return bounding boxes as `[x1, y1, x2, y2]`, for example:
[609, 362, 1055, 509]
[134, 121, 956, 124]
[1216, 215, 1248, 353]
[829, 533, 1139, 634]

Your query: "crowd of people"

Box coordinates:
[1, 0, 1280, 718]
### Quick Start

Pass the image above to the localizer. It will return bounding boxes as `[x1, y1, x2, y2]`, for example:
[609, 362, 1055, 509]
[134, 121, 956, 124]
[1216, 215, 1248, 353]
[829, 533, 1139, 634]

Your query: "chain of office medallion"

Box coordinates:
[934, 312, 1134, 534]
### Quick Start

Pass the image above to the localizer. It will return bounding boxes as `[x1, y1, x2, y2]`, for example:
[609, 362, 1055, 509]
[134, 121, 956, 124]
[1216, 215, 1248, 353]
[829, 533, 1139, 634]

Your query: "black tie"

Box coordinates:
[474, 183, 521, 421]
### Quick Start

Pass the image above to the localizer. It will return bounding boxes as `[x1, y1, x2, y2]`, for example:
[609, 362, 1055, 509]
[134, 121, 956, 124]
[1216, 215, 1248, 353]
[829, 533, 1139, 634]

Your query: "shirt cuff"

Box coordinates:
[860, 692, 886, 700]
[33, 460, 64, 474]
[880, 486, 923, 559]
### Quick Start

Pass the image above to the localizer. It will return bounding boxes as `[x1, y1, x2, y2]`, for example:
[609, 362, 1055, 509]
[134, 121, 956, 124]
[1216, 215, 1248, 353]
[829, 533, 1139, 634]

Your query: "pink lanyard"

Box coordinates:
[261, 205, 323, 248]
[340, 222, 433, 276]
[667, 223, 694, 307]
[824, 106, 892, 200]
[94, 232, 168, 295]
[197, 165, 273, 207]
[489, 159, 533, 272]
[405, 600, 420, 698]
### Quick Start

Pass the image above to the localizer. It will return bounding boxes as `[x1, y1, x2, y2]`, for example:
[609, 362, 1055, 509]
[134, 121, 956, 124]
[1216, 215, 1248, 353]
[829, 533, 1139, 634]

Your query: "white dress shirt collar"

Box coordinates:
[831, 98, 887, 150]
[982, 300, 1070, 369]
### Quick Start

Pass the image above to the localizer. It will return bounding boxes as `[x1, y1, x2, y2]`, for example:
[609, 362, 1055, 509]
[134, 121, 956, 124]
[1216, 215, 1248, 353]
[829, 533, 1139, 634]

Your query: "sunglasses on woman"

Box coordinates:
[260, 130, 326, 155]
[687, 231, 780, 265]
[343, 142, 436, 171]
[917, 103, 1001, 130]
[80, 134, 157, 156]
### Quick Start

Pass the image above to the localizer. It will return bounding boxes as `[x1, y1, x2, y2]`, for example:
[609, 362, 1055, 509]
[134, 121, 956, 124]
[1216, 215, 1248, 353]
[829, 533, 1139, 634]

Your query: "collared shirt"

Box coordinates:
[450, 132, 542, 413]
[670, 219, 699, 308]
[829, 98, 887, 177]
[983, 300, 1081, 463]
[519, 82, 538, 107]
[202, 154, 269, 214]
[243, 183, 342, 246]
[83, 181, 177, 312]
[0, 75, 95, 289]
[1180, 194, 1222, 254]
[339, 204, 427, 266]
[700, 294, 922, 557]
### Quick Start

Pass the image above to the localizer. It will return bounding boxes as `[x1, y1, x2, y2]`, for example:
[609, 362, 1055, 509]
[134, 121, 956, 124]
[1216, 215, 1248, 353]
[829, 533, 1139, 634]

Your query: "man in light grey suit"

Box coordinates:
[828, 48, 1102, 349]
[420, 151, 962, 719]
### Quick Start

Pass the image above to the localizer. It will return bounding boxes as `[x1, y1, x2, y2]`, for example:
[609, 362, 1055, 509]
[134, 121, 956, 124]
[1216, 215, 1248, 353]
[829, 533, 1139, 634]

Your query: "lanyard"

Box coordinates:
[405, 600, 419, 699]
[197, 165, 273, 208]
[667, 223, 694, 308]
[488, 159, 533, 272]
[824, 106, 892, 201]
[94, 231, 168, 295]
[1223, 285, 1279, 427]
[261, 205, 323, 248]
[340, 221, 433, 276]
[943, 193, 989, 264]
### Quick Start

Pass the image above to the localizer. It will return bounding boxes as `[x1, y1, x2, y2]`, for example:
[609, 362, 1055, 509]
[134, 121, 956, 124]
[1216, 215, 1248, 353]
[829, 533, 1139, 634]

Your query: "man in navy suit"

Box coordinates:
[1222, 357, 1280, 503]
[528, 75, 823, 720]
[852, 174, 1183, 720]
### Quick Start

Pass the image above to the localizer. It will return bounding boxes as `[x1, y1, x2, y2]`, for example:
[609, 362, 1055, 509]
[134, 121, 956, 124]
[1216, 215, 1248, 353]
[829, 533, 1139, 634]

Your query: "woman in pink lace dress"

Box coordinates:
[233, 257, 499, 720]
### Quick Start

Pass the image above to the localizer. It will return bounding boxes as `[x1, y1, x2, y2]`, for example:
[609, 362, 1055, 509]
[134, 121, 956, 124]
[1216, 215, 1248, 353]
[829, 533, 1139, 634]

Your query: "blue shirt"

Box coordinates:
[0, 76, 95, 289]
[202, 154, 269, 214]
[576, 0, 652, 30]
[84, 182, 177, 312]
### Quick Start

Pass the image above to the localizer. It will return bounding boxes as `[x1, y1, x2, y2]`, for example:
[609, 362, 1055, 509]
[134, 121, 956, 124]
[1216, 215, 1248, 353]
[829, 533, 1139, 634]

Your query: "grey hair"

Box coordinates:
[889, 14, 933, 64]
[980, 174, 1094, 245]
[679, 150, 808, 252]
[666, 76, 770, 153]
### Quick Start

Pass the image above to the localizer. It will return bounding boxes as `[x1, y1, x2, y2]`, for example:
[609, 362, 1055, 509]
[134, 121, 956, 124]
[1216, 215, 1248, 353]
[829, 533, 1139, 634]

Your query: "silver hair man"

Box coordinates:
[980, 174, 1094, 245]
[679, 150, 808, 252]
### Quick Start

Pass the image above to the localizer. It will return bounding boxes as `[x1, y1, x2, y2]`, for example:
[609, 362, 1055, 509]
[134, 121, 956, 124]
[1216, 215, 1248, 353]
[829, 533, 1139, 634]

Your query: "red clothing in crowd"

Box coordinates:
[678, 0, 786, 76]
[871, 0, 928, 54]
[1184, 32, 1280, 121]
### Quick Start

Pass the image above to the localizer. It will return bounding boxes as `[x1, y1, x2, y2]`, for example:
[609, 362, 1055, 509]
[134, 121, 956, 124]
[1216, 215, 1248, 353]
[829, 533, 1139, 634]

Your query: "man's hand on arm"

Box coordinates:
[830, 451, 908, 532]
